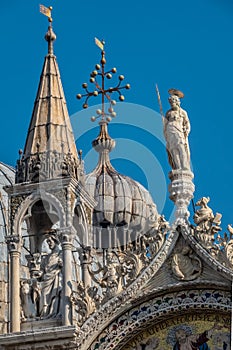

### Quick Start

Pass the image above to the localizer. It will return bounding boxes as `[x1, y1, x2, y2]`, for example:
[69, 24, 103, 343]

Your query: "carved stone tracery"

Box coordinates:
[16, 151, 84, 184]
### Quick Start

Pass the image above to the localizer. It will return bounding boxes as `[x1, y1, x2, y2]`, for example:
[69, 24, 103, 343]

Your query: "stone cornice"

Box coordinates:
[4, 176, 96, 208]
[0, 325, 76, 346]
[4, 177, 73, 196]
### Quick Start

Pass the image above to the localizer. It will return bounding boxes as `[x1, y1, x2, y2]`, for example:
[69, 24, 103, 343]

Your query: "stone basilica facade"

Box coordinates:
[0, 20, 231, 350]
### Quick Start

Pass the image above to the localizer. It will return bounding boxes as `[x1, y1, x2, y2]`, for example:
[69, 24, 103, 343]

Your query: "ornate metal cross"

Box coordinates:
[76, 40, 130, 123]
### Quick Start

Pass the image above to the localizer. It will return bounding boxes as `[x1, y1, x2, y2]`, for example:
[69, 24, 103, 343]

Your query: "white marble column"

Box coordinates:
[61, 231, 74, 326]
[7, 236, 21, 332]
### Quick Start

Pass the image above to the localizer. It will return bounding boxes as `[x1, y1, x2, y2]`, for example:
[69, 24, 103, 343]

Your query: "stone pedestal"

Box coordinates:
[168, 170, 195, 224]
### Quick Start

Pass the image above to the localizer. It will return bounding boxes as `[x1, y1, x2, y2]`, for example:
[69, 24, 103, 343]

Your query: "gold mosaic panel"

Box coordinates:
[123, 313, 230, 349]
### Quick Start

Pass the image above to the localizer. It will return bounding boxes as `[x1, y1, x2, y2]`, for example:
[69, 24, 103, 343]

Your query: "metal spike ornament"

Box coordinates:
[76, 39, 130, 123]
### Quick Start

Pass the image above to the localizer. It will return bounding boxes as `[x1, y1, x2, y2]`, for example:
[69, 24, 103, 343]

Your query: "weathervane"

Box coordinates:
[76, 38, 130, 123]
[39, 4, 53, 23]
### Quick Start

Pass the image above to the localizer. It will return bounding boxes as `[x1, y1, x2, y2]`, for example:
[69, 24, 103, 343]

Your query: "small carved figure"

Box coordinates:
[193, 197, 222, 250]
[20, 280, 37, 319]
[100, 252, 122, 292]
[88, 252, 120, 299]
[164, 89, 191, 171]
[144, 215, 169, 258]
[172, 246, 202, 281]
[194, 197, 214, 231]
[221, 225, 233, 266]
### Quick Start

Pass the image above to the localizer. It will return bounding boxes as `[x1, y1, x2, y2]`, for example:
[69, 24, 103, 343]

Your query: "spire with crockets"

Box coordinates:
[16, 6, 84, 184]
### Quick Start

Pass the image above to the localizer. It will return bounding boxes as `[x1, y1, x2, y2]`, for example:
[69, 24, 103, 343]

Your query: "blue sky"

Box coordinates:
[0, 0, 232, 228]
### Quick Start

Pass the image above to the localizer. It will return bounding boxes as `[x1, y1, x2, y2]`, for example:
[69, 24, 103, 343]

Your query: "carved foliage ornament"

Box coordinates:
[10, 195, 27, 230]
[192, 196, 233, 268]
[86, 216, 169, 302]
[69, 216, 170, 328]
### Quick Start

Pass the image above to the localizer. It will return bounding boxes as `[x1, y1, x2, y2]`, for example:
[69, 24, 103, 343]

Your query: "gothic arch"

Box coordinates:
[13, 191, 66, 236]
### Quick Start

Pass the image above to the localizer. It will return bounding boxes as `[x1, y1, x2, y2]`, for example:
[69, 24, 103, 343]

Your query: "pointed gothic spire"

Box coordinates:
[16, 21, 83, 183]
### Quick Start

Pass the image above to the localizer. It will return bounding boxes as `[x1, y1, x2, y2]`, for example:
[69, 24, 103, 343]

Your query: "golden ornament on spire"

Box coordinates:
[76, 41, 130, 123]
[39, 4, 53, 22]
[95, 37, 105, 51]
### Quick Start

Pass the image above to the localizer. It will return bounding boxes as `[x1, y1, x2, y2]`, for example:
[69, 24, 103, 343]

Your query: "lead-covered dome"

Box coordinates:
[85, 122, 159, 247]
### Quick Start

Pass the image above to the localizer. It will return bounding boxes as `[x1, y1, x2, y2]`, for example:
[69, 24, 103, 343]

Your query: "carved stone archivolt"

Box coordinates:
[12, 191, 66, 235]
[89, 289, 231, 350]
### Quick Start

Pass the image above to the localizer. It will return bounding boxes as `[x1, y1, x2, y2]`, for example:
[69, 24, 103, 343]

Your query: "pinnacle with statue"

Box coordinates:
[156, 87, 195, 224]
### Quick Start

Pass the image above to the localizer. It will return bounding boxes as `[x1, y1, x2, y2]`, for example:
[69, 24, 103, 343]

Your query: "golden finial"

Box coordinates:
[39, 4, 53, 23]
[40, 5, 56, 55]
[95, 37, 105, 51]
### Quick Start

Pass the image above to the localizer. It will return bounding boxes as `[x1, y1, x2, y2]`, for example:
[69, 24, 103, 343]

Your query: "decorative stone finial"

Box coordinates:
[45, 25, 56, 55]
[92, 121, 116, 168]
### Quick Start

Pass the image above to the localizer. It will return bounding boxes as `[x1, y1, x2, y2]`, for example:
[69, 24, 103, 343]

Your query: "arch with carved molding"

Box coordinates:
[87, 287, 231, 350]
[12, 191, 66, 236]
